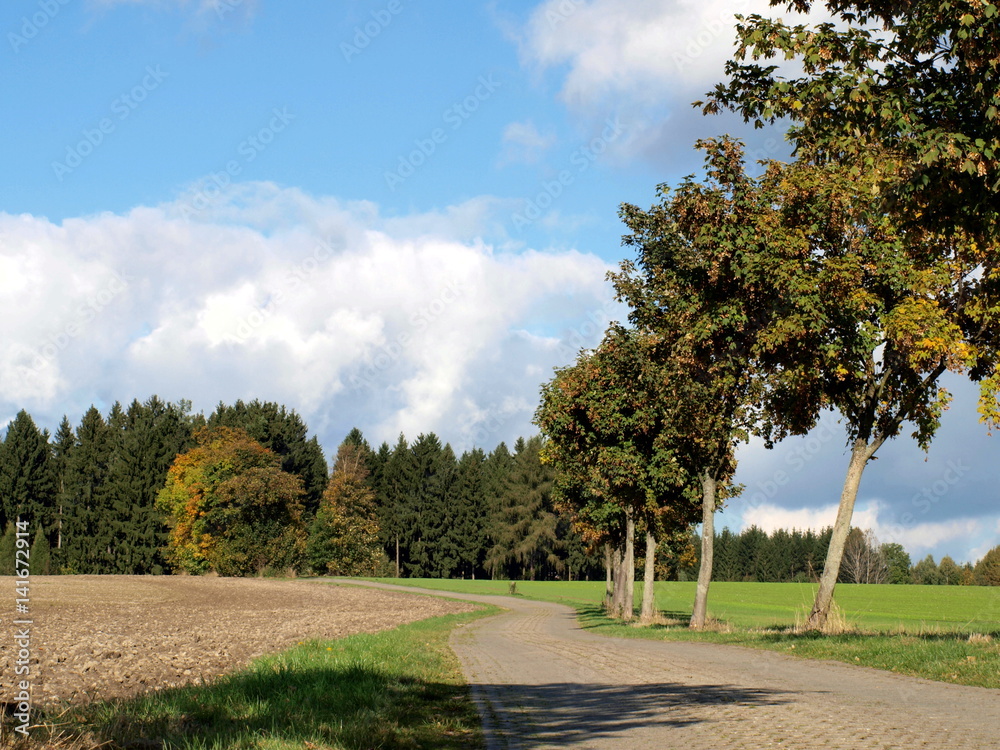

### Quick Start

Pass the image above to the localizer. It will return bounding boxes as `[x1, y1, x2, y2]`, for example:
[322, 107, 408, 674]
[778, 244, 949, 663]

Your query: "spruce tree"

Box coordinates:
[0, 411, 56, 535]
[49, 416, 75, 554]
[29, 528, 51, 575]
[0, 523, 15, 575]
[59, 407, 111, 573]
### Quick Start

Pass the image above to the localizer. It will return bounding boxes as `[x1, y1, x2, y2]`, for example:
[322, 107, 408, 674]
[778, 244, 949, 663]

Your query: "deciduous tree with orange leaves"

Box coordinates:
[156, 426, 306, 576]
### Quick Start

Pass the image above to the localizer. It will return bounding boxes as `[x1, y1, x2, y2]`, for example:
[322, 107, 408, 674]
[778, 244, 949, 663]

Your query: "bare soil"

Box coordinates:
[0, 576, 472, 707]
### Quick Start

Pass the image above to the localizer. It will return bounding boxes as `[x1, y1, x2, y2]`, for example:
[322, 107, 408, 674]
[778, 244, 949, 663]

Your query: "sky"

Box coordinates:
[1, 0, 997, 565]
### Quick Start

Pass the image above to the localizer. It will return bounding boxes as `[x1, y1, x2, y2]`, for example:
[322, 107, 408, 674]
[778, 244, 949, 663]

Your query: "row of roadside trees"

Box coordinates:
[536, 1, 1000, 629]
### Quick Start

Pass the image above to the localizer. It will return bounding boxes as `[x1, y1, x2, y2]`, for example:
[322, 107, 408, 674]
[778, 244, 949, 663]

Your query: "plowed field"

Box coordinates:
[0, 576, 472, 706]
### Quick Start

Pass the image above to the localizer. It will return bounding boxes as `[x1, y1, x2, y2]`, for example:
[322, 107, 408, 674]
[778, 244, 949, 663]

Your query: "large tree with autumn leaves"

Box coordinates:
[613, 136, 1000, 629]
[156, 426, 306, 576]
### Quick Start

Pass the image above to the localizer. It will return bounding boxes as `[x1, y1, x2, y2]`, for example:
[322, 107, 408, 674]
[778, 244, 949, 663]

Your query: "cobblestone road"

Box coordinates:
[348, 582, 1000, 749]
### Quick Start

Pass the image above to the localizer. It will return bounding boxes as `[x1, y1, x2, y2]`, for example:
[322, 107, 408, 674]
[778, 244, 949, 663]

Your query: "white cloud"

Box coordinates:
[515, 0, 830, 165]
[499, 120, 556, 165]
[739, 499, 999, 564]
[0, 184, 615, 453]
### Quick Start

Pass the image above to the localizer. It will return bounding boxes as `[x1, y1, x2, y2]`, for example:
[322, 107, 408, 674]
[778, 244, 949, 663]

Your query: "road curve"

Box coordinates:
[340, 581, 1000, 749]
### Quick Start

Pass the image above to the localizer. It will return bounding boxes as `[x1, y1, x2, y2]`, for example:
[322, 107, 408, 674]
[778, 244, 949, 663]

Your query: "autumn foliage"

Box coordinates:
[156, 426, 306, 576]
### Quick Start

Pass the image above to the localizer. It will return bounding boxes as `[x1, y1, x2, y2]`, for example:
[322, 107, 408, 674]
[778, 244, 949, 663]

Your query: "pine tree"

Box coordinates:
[29, 528, 51, 575]
[486, 437, 562, 581]
[0, 411, 56, 535]
[49, 416, 75, 554]
[59, 407, 111, 573]
[0, 523, 15, 575]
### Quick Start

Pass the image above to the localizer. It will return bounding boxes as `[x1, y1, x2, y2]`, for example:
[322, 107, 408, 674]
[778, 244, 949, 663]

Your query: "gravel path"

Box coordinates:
[344, 581, 1000, 749]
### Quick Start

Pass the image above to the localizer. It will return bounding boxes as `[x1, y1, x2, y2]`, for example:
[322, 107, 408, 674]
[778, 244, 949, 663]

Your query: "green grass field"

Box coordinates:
[374, 578, 1000, 633]
[370, 578, 1000, 688]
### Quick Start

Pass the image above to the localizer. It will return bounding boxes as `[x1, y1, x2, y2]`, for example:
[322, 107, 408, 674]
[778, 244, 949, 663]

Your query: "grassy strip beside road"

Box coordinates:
[376, 579, 1000, 688]
[23, 609, 495, 750]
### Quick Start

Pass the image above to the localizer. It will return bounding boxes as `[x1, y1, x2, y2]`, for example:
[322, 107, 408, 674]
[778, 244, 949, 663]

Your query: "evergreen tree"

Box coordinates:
[49, 416, 75, 553]
[0, 523, 15, 575]
[973, 546, 1000, 586]
[406, 434, 454, 577]
[29, 528, 51, 575]
[486, 437, 562, 581]
[450, 449, 488, 579]
[59, 407, 112, 573]
[102, 397, 196, 574]
[0, 411, 55, 534]
[377, 435, 416, 576]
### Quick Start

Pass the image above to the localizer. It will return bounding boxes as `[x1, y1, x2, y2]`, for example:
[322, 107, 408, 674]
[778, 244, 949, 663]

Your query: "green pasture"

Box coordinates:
[372, 578, 1000, 633]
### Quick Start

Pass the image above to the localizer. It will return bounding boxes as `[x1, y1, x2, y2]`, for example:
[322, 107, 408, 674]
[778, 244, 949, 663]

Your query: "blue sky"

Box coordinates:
[2, 0, 997, 565]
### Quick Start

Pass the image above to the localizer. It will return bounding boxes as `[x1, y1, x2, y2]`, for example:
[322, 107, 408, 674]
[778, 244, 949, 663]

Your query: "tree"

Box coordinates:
[486, 437, 563, 582]
[841, 528, 888, 584]
[102, 397, 195, 574]
[49, 416, 75, 553]
[29, 528, 51, 575]
[307, 440, 384, 576]
[912, 554, 945, 585]
[703, 1, 1000, 238]
[0, 411, 55, 535]
[881, 542, 912, 585]
[0, 523, 15, 575]
[208, 399, 328, 514]
[973, 545, 1000, 586]
[537, 327, 701, 622]
[157, 426, 306, 576]
[59, 407, 112, 573]
[938, 555, 964, 586]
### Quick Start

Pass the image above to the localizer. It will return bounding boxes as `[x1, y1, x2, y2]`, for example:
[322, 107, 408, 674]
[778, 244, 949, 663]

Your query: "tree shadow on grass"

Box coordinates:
[470, 679, 795, 747]
[28, 663, 479, 750]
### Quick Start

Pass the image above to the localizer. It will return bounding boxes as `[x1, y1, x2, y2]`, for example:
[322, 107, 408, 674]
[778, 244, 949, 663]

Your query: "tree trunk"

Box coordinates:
[690, 471, 717, 630]
[640, 528, 657, 623]
[611, 544, 625, 618]
[604, 544, 613, 611]
[623, 511, 635, 622]
[806, 438, 871, 629]
[395, 536, 400, 578]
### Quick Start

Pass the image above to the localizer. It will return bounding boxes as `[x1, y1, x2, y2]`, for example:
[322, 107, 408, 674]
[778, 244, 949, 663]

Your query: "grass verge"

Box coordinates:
[4, 608, 497, 750]
[372, 578, 1000, 689]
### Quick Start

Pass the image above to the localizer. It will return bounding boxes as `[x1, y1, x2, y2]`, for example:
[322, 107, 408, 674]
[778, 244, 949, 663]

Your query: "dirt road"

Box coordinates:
[346, 582, 1000, 749]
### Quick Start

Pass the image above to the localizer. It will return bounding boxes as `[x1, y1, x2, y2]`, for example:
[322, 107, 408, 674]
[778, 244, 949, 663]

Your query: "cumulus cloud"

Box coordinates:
[514, 0, 828, 166]
[0, 184, 616, 454]
[739, 499, 999, 564]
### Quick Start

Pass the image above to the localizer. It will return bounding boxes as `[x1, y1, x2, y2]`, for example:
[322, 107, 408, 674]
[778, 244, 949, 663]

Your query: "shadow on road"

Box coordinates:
[472, 679, 796, 746]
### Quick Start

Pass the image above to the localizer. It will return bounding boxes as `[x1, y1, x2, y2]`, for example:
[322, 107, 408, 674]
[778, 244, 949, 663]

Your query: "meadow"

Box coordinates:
[377, 578, 1000, 632]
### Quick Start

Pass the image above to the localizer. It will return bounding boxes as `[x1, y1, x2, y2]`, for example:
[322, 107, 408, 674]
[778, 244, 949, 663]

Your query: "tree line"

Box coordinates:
[536, 1, 1000, 629]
